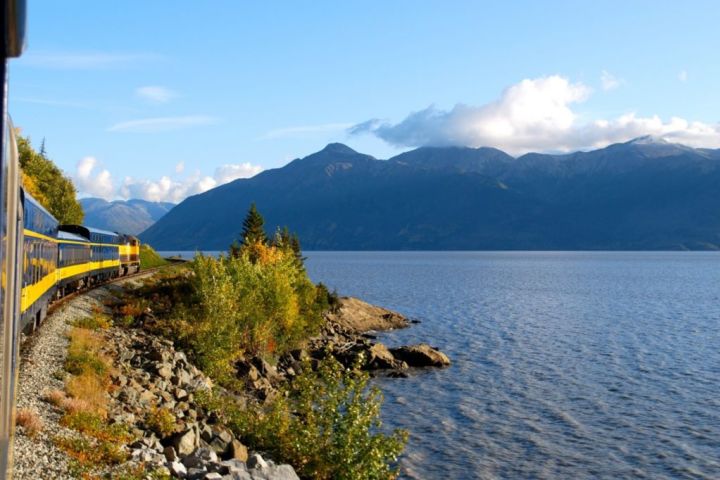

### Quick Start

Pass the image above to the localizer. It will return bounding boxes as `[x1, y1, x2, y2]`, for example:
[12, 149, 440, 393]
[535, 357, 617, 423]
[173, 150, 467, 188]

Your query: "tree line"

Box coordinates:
[18, 134, 84, 224]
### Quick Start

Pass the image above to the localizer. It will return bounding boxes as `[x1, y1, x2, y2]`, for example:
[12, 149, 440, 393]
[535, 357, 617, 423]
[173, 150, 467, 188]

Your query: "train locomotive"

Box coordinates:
[21, 191, 141, 333]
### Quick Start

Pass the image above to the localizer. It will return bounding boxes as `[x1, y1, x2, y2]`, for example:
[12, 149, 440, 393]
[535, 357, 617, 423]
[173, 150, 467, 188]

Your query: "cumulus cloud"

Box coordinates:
[73, 158, 263, 203]
[214, 163, 264, 184]
[600, 70, 622, 90]
[119, 162, 262, 203]
[350, 75, 720, 154]
[108, 115, 218, 133]
[136, 86, 177, 103]
[74, 157, 115, 200]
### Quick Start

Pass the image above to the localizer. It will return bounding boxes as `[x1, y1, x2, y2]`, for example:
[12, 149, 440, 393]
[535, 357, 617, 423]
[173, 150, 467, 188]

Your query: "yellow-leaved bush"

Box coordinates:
[180, 242, 326, 380]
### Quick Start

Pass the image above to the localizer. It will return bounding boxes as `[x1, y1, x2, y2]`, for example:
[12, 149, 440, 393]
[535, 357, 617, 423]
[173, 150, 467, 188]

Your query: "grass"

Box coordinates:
[56, 319, 137, 475]
[16, 408, 43, 438]
[72, 314, 111, 330]
[139, 243, 169, 269]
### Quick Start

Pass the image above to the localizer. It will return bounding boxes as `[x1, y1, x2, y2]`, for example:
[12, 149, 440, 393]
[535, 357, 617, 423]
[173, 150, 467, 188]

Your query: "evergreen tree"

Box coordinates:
[241, 202, 267, 246]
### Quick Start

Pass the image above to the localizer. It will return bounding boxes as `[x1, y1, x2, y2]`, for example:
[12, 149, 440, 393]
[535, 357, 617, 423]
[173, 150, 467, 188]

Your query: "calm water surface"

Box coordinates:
[305, 252, 720, 480]
[162, 251, 720, 479]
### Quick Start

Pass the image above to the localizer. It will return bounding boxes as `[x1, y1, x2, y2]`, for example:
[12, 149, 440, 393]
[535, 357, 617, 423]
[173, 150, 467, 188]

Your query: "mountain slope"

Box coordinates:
[140, 139, 720, 250]
[80, 198, 175, 235]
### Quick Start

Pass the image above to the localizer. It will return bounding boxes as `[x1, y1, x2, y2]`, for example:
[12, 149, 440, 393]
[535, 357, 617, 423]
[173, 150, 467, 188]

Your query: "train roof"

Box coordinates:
[57, 230, 89, 242]
[59, 224, 120, 243]
[85, 226, 120, 237]
[23, 190, 55, 218]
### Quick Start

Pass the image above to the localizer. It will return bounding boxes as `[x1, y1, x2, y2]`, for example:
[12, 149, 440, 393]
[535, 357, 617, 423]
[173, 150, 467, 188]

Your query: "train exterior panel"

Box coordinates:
[20, 193, 58, 331]
[17, 197, 141, 334]
[119, 234, 140, 275]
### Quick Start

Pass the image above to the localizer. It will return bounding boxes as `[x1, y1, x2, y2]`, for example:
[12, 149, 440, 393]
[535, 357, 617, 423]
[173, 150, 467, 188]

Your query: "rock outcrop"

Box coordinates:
[389, 344, 451, 367]
[324, 296, 410, 333]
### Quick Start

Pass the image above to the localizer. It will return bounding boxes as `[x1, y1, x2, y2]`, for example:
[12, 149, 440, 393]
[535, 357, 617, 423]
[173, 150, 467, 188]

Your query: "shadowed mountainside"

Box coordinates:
[140, 138, 720, 250]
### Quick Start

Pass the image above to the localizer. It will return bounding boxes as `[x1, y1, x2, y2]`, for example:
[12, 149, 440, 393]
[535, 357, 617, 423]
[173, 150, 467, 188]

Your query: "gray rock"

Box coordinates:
[173, 428, 199, 456]
[389, 343, 451, 367]
[204, 473, 222, 480]
[169, 460, 188, 478]
[187, 467, 208, 480]
[266, 464, 300, 480]
[247, 453, 268, 470]
[183, 447, 218, 468]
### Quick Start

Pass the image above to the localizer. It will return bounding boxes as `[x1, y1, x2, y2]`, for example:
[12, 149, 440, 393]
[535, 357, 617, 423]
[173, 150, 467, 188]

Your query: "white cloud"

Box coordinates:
[175, 161, 185, 174]
[678, 70, 688, 82]
[600, 70, 622, 91]
[214, 163, 264, 184]
[350, 75, 720, 154]
[107, 115, 218, 133]
[136, 86, 177, 103]
[119, 162, 262, 203]
[19, 52, 161, 69]
[74, 157, 114, 200]
[261, 123, 353, 140]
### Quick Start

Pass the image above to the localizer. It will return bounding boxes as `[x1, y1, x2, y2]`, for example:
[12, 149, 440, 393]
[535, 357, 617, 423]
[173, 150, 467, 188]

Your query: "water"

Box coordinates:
[161, 251, 720, 479]
[303, 252, 720, 480]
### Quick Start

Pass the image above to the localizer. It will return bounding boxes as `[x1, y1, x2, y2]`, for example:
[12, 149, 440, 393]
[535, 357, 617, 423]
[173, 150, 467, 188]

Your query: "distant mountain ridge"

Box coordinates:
[140, 138, 720, 250]
[80, 198, 175, 235]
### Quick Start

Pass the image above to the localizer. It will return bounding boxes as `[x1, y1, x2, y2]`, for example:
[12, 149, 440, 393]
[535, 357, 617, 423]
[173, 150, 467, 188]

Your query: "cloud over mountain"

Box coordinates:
[350, 75, 720, 155]
[74, 157, 263, 203]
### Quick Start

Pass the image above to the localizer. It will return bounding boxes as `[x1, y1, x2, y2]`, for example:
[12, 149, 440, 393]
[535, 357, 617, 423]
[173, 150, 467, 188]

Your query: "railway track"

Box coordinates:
[46, 266, 163, 316]
[20, 265, 170, 353]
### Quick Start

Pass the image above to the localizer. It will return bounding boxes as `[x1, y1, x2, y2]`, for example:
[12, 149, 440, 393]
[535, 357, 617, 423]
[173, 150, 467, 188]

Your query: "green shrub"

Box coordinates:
[140, 243, 169, 269]
[72, 314, 111, 330]
[199, 356, 408, 480]
[179, 247, 326, 380]
[146, 407, 176, 437]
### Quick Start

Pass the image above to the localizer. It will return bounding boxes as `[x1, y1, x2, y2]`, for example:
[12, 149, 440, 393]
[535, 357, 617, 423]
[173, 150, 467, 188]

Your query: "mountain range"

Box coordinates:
[139, 137, 720, 250]
[80, 198, 175, 235]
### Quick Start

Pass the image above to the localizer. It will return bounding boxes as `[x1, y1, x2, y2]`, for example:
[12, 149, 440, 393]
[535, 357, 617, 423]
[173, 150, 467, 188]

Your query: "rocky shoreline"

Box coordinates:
[14, 282, 449, 479]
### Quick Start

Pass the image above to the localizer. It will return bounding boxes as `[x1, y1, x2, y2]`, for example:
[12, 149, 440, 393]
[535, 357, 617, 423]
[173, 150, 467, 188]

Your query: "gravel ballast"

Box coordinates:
[12, 274, 153, 480]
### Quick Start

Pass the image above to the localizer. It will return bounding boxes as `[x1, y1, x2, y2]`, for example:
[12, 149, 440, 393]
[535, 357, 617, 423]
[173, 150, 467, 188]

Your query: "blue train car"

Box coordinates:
[20, 192, 59, 331]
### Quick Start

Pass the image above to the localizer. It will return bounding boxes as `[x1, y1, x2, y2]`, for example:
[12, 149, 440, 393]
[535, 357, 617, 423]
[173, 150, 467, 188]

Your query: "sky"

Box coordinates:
[9, 0, 720, 203]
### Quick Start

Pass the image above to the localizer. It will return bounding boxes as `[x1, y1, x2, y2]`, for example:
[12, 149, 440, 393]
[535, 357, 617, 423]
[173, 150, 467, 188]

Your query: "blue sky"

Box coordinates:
[9, 0, 720, 202]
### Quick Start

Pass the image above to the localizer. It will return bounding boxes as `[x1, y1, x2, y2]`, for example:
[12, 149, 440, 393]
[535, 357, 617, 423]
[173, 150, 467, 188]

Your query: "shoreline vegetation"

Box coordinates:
[116, 205, 449, 478]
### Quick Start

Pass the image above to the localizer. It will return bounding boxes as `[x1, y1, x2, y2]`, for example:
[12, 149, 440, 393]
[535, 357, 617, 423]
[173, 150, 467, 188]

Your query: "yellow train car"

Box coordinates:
[119, 234, 140, 275]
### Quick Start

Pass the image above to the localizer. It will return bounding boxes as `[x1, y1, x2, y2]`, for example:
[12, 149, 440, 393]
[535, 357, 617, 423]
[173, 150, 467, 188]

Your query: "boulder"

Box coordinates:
[224, 439, 248, 462]
[172, 428, 199, 456]
[366, 343, 397, 369]
[324, 297, 409, 333]
[389, 344, 450, 367]
[247, 453, 268, 470]
[168, 461, 187, 478]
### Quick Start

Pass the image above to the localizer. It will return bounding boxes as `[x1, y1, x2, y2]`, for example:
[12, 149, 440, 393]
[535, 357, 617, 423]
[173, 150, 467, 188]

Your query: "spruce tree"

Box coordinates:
[241, 202, 267, 245]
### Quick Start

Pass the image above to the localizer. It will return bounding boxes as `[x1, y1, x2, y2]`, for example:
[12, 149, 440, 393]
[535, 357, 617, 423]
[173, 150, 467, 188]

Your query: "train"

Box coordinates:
[21, 191, 141, 333]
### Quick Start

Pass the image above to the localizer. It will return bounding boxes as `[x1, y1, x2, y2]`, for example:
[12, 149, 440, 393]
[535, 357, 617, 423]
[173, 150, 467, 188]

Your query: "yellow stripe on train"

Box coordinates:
[20, 260, 121, 313]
